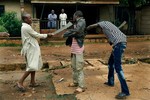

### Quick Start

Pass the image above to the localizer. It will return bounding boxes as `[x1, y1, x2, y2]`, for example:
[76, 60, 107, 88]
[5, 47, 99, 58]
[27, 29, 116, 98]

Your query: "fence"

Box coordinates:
[40, 20, 72, 29]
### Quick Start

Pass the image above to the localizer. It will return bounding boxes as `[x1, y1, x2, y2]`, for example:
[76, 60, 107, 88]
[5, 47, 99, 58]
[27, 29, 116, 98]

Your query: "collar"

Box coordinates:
[22, 23, 31, 26]
[76, 17, 83, 22]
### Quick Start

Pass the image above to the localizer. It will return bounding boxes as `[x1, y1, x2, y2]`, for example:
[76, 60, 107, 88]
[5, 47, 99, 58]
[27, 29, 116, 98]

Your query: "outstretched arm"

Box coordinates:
[86, 23, 99, 31]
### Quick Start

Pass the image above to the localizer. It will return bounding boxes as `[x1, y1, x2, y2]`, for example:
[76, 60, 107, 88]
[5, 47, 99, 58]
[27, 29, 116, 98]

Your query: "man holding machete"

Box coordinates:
[86, 21, 130, 99]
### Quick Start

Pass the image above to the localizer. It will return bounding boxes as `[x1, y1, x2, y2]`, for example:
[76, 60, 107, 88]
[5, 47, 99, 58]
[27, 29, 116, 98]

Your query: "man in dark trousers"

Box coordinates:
[86, 21, 130, 99]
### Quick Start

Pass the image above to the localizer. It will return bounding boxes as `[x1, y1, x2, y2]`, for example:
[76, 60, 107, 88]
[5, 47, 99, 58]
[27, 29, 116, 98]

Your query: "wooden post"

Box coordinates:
[20, 0, 24, 13]
[32, 19, 40, 42]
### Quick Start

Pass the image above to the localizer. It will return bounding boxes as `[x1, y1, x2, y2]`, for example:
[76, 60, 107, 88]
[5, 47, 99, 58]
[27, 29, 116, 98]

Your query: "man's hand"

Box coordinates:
[47, 33, 54, 37]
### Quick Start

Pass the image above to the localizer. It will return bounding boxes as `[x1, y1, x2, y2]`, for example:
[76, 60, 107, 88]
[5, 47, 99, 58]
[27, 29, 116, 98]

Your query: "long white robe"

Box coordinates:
[59, 13, 67, 28]
[21, 23, 47, 71]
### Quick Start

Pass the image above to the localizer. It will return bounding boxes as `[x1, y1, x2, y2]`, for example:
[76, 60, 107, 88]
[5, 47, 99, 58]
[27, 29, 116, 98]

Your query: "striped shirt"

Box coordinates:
[98, 21, 126, 46]
[71, 38, 84, 54]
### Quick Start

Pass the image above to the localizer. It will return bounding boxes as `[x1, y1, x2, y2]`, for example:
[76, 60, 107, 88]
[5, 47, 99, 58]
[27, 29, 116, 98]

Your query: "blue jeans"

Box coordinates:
[48, 21, 57, 29]
[107, 42, 130, 95]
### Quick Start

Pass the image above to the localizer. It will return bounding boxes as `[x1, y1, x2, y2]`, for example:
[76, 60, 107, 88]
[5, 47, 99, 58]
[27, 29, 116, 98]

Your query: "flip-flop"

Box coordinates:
[15, 83, 26, 92]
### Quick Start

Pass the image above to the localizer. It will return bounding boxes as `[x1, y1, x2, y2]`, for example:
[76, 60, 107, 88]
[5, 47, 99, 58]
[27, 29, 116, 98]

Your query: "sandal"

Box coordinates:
[74, 87, 85, 94]
[68, 83, 78, 87]
[29, 83, 40, 87]
[15, 82, 26, 92]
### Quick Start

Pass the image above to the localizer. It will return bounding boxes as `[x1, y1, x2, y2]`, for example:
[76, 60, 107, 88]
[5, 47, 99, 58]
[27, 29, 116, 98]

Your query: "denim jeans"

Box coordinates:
[48, 21, 57, 29]
[107, 42, 130, 95]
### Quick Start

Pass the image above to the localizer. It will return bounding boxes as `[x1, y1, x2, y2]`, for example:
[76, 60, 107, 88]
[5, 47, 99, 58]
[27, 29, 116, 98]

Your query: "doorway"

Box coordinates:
[35, 4, 99, 29]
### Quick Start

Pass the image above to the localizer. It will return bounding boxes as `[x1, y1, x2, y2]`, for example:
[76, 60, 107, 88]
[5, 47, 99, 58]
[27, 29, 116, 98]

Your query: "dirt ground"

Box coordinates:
[0, 40, 150, 100]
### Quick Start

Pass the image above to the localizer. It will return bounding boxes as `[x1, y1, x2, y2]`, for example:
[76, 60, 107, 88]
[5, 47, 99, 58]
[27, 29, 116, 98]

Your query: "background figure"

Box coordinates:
[48, 10, 57, 29]
[63, 11, 86, 93]
[17, 12, 53, 92]
[59, 9, 67, 28]
[87, 21, 130, 99]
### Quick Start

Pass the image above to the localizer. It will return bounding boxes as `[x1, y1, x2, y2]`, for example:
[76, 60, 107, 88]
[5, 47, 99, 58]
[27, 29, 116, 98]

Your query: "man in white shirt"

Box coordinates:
[59, 9, 67, 28]
[16, 12, 53, 92]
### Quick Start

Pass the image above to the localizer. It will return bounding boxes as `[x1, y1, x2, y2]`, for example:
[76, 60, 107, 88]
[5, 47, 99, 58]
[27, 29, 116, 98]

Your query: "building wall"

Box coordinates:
[0, 0, 21, 19]
[0, 0, 33, 20]
[31, 0, 119, 4]
[99, 5, 115, 22]
[137, 6, 150, 34]
[24, 2, 33, 18]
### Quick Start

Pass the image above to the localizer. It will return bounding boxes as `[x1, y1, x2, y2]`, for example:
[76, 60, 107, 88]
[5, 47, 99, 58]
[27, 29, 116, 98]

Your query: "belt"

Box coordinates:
[117, 42, 127, 45]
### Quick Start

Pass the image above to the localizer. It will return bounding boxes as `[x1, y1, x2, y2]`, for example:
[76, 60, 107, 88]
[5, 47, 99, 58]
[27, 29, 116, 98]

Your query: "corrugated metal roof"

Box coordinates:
[31, 0, 119, 4]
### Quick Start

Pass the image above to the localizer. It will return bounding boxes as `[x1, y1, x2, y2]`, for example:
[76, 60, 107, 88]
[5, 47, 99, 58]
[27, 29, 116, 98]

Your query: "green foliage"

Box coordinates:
[0, 12, 22, 37]
[0, 25, 8, 32]
[119, 0, 147, 7]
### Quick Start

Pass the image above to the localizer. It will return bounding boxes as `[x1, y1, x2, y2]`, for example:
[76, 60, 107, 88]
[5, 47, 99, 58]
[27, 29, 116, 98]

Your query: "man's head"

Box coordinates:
[61, 9, 64, 13]
[22, 12, 32, 25]
[51, 10, 55, 14]
[73, 10, 83, 21]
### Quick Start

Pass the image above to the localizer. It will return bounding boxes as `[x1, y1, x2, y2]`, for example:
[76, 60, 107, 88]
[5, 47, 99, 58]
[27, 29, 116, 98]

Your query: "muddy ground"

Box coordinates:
[0, 39, 150, 100]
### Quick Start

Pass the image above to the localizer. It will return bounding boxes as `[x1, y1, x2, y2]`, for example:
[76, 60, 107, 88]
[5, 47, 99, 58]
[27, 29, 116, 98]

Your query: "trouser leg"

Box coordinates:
[113, 43, 130, 95]
[71, 54, 78, 84]
[76, 54, 85, 88]
[108, 52, 115, 85]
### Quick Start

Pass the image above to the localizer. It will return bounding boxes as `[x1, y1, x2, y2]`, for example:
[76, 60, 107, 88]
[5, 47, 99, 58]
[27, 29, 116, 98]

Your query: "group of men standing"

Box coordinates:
[47, 9, 67, 29]
[17, 9, 130, 99]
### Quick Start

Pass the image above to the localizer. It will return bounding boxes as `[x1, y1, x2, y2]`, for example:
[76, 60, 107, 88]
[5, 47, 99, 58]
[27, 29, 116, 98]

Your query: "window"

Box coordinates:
[0, 5, 4, 16]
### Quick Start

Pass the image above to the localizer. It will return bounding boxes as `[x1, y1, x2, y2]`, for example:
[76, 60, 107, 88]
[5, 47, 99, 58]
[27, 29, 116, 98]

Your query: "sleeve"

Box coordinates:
[48, 14, 50, 20]
[59, 14, 61, 20]
[72, 20, 84, 34]
[55, 14, 57, 19]
[97, 21, 104, 28]
[26, 26, 47, 39]
[66, 14, 67, 19]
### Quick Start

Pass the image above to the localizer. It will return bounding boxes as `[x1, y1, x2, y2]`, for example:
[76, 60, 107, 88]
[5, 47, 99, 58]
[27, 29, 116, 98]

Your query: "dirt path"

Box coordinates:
[0, 41, 150, 100]
[0, 41, 149, 64]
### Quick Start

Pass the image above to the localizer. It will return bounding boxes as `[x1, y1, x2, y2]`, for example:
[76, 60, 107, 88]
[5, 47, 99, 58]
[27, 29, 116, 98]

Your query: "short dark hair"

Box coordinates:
[21, 12, 29, 22]
[74, 10, 83, 17]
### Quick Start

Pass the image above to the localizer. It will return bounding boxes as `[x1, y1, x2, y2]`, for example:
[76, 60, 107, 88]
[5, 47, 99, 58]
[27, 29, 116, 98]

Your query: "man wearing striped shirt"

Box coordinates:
[87, 21, 130, 99]
[63, 11, 86, 93]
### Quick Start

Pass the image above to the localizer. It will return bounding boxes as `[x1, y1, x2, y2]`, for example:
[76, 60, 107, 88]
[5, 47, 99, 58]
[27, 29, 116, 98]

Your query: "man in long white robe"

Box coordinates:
[59, 9, 67, 28]
[16, 13, 53, 92]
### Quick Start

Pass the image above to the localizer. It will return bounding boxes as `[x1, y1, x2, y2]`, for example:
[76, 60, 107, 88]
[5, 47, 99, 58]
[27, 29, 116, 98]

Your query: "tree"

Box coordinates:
[119, 0, 149, 34]
[0, 12, 22, 37]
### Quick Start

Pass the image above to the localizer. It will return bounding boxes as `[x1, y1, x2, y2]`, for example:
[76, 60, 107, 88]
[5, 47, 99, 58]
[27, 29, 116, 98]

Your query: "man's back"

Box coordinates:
[98, 21, 126, 46]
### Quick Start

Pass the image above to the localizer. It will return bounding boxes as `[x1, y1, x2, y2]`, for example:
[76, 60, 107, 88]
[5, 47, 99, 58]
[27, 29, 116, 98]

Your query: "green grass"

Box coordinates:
[0, 43, 21, 47]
